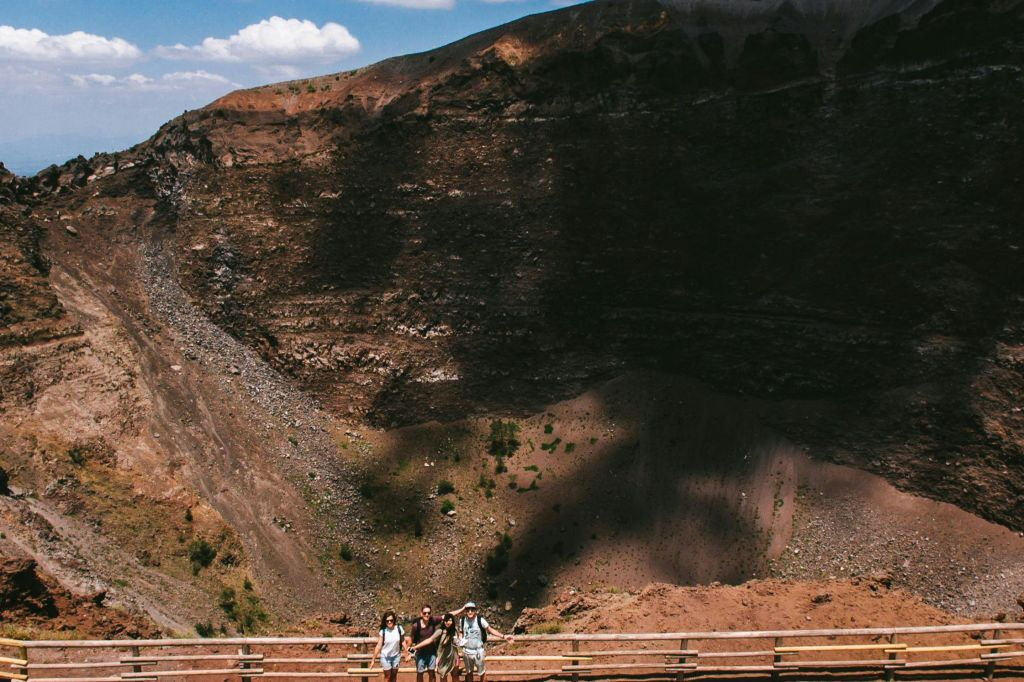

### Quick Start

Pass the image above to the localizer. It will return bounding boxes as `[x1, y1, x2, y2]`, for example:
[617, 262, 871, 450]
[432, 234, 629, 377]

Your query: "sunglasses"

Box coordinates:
[422, 611, 431, 615]
[386, 618, 395, 622]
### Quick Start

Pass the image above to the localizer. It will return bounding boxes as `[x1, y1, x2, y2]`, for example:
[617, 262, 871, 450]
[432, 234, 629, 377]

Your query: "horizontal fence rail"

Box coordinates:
[2, 623, 1023, 681]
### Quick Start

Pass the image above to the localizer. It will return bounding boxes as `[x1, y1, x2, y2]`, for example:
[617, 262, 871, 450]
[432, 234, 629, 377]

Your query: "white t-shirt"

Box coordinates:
[461, 616, 488, 650]
[380, 625, 404, 657]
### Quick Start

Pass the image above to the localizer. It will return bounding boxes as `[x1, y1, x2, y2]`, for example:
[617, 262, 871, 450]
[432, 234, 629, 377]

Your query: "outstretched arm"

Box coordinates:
[410, 629, 443, 652]
[449, 605, 467, 617]
[486, 625, 514, 643]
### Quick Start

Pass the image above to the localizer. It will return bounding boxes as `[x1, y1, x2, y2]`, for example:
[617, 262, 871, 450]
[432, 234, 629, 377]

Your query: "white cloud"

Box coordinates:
[357, 0, 455, 9]
[154, 17, 360, 63]
[0, 25, 140, 63]
[69, 70, 238, 91]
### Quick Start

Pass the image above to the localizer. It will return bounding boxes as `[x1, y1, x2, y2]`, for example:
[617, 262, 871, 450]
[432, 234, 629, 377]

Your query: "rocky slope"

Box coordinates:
[1, 0, 1024, 633]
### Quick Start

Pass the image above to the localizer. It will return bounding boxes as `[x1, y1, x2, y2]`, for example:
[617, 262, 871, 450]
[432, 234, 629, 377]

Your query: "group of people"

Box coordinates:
[372, 602, 514, 682]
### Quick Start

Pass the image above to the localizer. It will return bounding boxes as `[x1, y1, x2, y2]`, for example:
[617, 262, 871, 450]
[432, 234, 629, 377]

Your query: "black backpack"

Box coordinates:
[461, 615, 487, 644]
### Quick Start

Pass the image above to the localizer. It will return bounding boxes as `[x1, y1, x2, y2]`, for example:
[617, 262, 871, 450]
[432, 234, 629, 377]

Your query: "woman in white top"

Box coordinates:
[373, 611, 405, 682]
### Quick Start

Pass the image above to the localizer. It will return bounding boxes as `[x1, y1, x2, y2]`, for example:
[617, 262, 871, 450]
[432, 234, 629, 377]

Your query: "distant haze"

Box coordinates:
[0, 133, 148, 177]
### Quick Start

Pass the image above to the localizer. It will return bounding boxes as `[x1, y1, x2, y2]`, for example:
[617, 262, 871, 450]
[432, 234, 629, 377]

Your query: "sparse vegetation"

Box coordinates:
[494, 457, 508, 474]
[440, 499, 455, 515]
[524, 465, 539, 472]
[306, 82, 316, 93]
[184, 508, 193, 523]
[340, 544, 353, 561]
[530, 621, 564, 634]
[437, 479, 455, 495]
[544, 424, 554, 434]
[488, 420, 520, 457]
[564, 442, 576, 454]
[188, 538, 217, 574]
[219, 587, 268, 633]
[195, 621, 215, 638]
[243, 577, 254, 591]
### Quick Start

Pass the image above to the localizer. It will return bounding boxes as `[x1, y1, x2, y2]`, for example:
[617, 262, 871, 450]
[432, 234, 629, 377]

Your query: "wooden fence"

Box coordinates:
[2, 622, 1023, 682]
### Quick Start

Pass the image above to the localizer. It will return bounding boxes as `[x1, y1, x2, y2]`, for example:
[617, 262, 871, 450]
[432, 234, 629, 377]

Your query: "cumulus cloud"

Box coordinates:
[0, 25, 140, 62]
[155, 17, 360, 63]
[70, 70, 237, 90]
[357, 0, 455, 9]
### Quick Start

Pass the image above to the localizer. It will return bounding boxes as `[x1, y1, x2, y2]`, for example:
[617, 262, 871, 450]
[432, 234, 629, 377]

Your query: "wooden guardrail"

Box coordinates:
[1, 623, 1022, 681]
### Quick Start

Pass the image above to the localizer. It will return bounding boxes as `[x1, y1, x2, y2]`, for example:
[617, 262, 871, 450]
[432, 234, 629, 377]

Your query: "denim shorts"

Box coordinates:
[381, 654, 401, 671]
[415, 652, 438, 672]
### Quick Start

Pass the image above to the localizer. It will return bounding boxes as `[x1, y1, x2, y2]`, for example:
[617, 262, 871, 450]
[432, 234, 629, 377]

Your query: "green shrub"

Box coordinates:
[437, 479, 455, 495]
[543, 424, 554, 434]
[243, 577, 253, 591]
[440, 499, 455, 515]
[340, 544, 353, 561]
[68, 445, 86, 466]
[195, 621, 215, 638]
[184, 508, 193, 523]
[219, 587, 268, 633]
[564, 443, 576, 454]
[488, 420, 520, 457]
[540, 438, 562, 453]
[188, 539, 217, 574]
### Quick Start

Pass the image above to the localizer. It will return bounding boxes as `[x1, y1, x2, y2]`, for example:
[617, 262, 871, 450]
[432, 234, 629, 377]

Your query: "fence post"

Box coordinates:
[884, 633, 897, 682]
[570, 640, 580, 682]
[674, 638, 690, 681]
[772, 637, 783, 682]
[240, 643, 253, 682]
[130, 645, 143, 676]
[16, 643, 28, 682]
[986, 629, 1001, 682]
[359, 642, 369, 682]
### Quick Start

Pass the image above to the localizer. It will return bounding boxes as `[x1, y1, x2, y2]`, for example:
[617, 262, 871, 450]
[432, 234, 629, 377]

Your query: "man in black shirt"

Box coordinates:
[406, 604, 443, 682]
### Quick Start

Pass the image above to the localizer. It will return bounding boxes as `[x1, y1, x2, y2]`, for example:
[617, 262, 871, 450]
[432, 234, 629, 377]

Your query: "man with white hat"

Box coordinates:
[458, 601, 513, 682]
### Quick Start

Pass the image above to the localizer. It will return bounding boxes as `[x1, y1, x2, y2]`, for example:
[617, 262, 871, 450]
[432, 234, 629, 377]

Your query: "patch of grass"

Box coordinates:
[188, 538, 217, 574]
[195, 621, 215, 638]
[288, 436, 298, 447]
[564, 443, 576, 454]
[529, 621, 563, 634]
[243, 577, 254, 591]
[494, 457, 508, 474]
[516, 478, 539, 493]
[184, 508, 193, 523]
[113, 578, 129, 588]
[437, 479, 455, 495]
[488, 420, 520, 457]
[523, 465, 539, 472]
[440, 499, 455, 515]
[543, 424, 554, 434]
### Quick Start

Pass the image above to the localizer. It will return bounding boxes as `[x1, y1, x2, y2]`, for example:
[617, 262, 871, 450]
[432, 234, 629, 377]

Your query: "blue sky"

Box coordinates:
[0, 0, 580, 175]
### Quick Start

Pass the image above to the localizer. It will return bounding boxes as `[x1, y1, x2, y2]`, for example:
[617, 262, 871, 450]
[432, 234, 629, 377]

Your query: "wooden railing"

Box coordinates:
[2, 623, 1023, 681]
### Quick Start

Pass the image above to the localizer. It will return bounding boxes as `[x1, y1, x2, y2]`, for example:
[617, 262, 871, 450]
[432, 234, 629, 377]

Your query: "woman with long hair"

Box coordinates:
[373, 610, 405, 682]
[408, 612, 461, 682]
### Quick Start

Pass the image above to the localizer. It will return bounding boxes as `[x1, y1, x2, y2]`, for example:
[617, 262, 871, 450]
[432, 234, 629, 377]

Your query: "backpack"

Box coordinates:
[461, 615, 487, 645]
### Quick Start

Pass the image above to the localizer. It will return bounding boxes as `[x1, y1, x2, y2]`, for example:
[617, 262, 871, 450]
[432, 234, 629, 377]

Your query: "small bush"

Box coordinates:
[540, 438, 562, 453]
[564, 443, 576, 454]
[340, 544, 353, 561]
[530, 621, 563, 634]
[188, 539, 217, 573]
[195, 621, 215, 638]
[184, 508, 193, 523]
[219, 587, 268, 633]
[543, 424, 554, 434]
[440, 499, 455, 515]
[488, 420, 520, 457]
[243, 577, 253, 591]
[494, 458, 507, 474]
[306, 82, 316, 93]
[523, 465, 539, 472]
[437, 479, 455, 495]
[68, 446, 86, 466]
